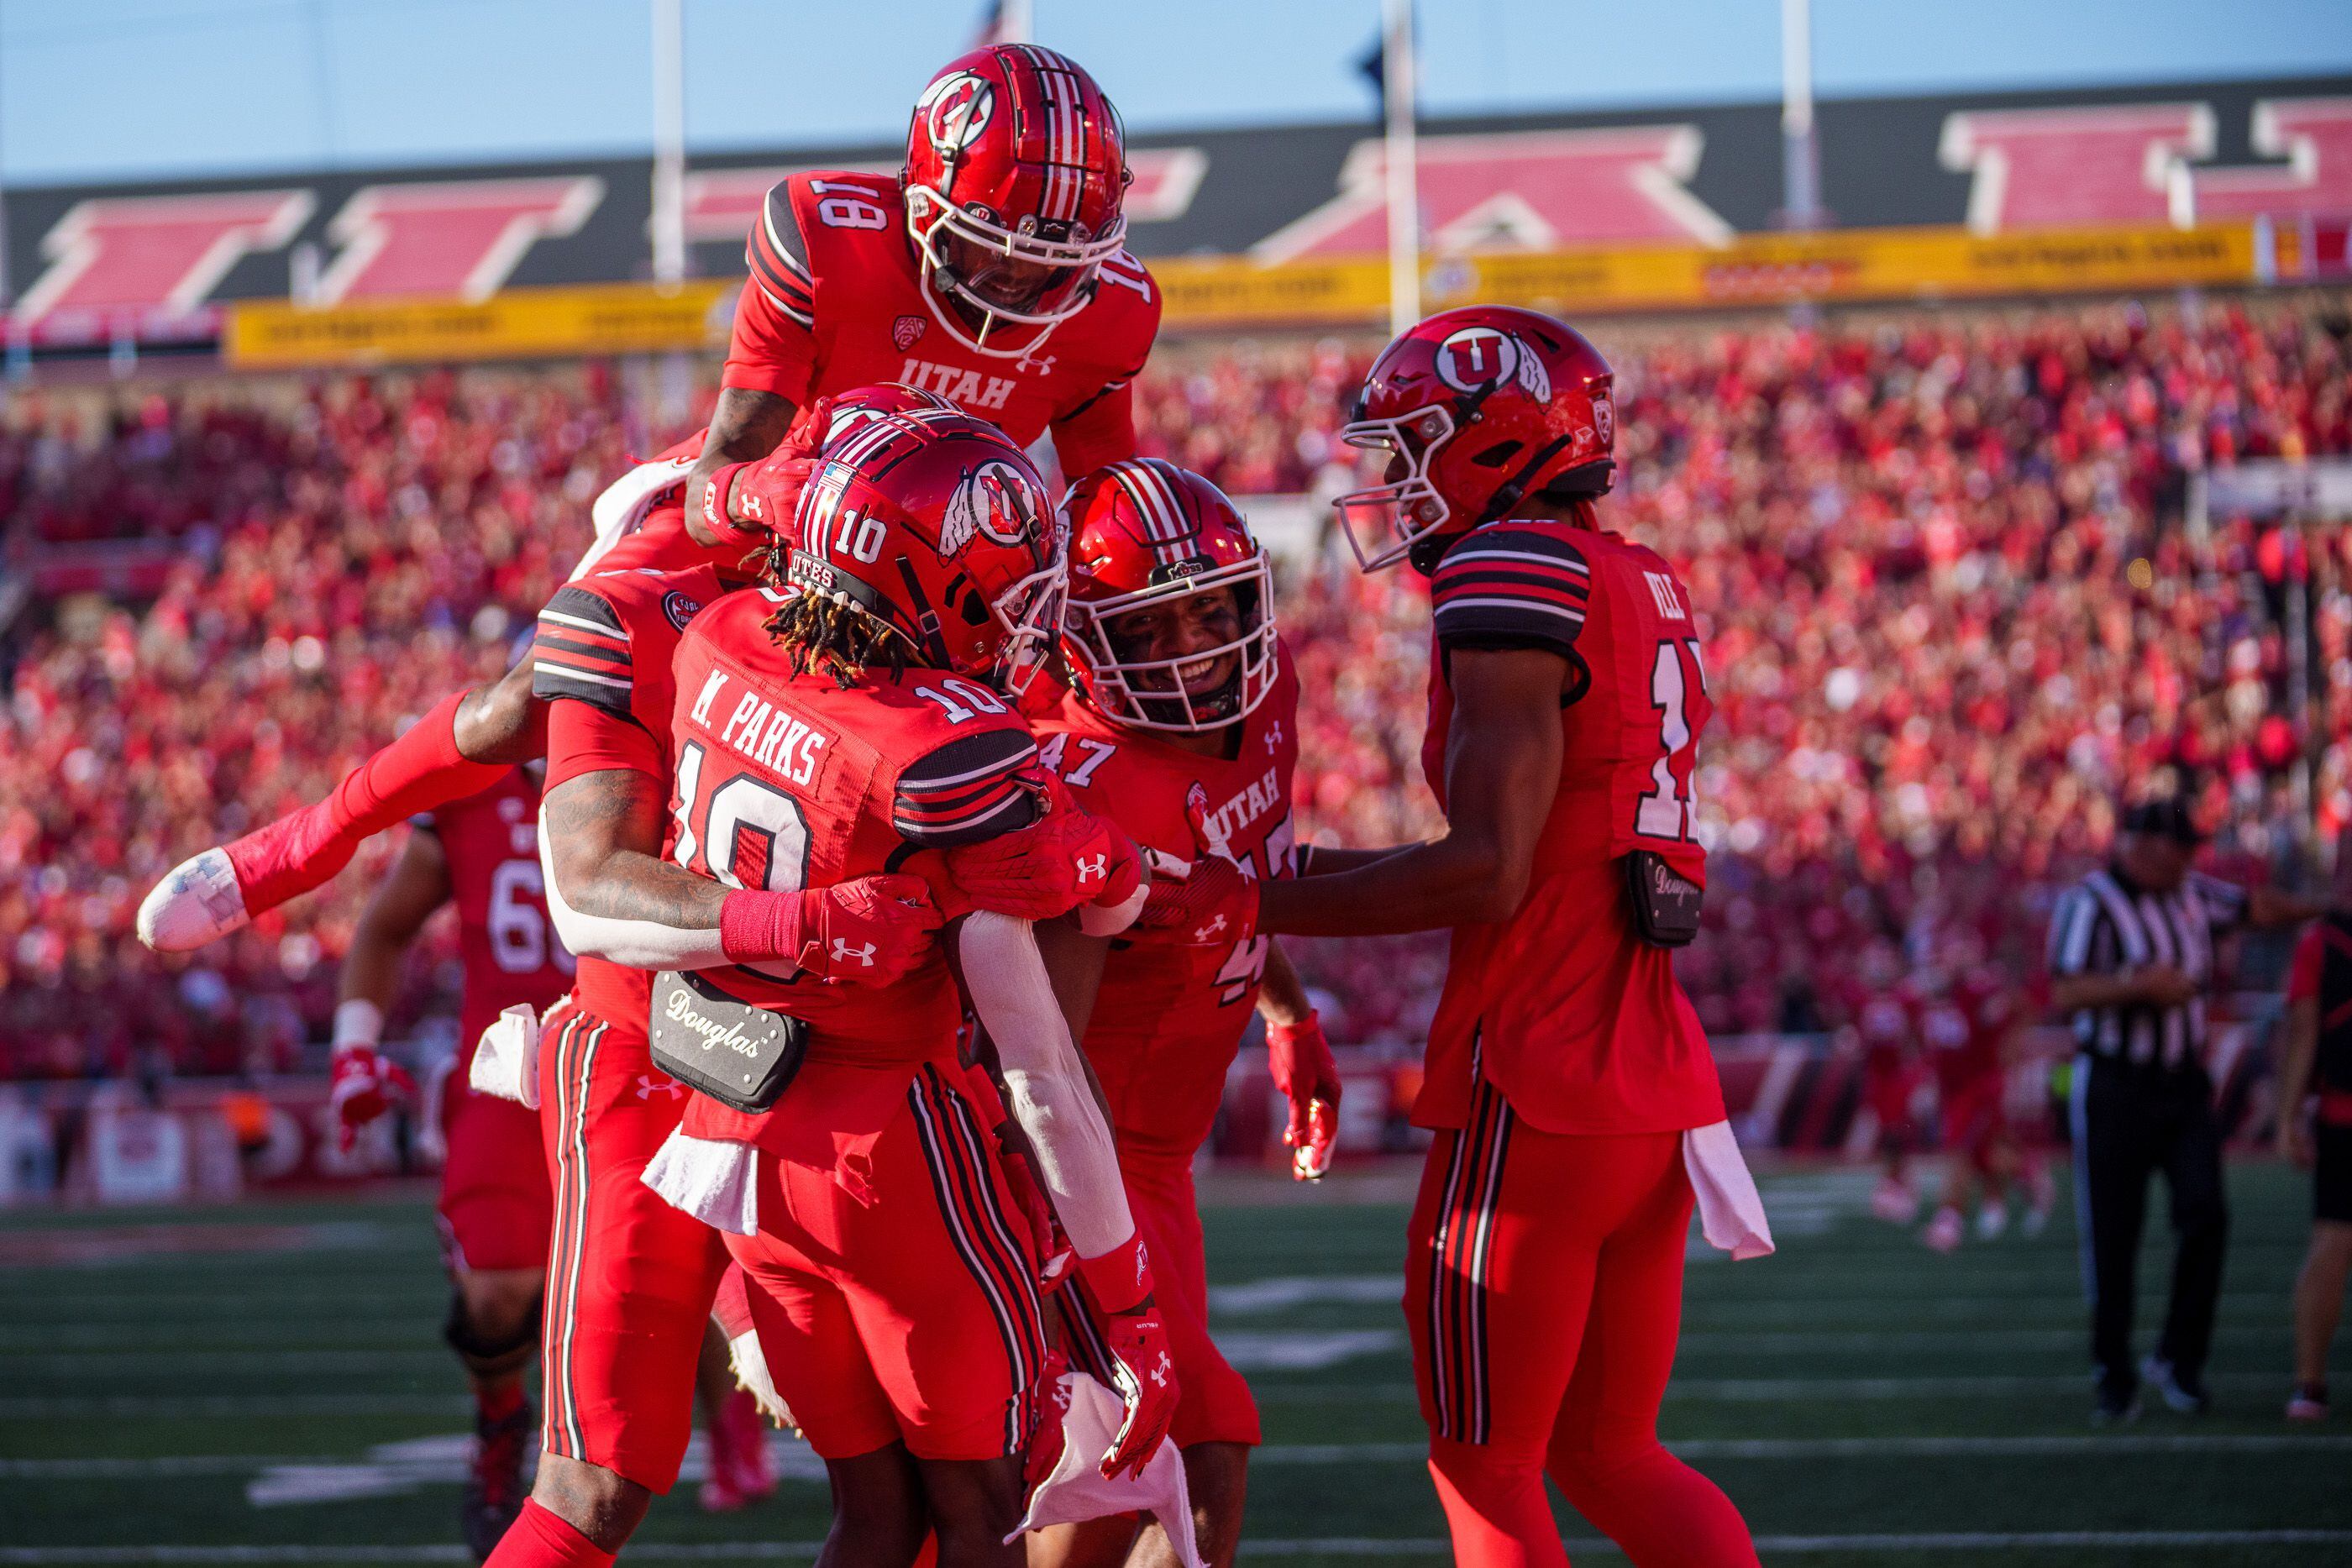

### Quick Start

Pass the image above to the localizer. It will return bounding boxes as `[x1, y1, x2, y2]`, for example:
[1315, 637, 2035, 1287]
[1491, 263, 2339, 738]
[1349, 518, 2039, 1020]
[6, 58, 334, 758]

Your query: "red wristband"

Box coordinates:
[1076, 1230, 1153, 1315]
[701, 463, 759, 543]
[717, 889, 808, 964]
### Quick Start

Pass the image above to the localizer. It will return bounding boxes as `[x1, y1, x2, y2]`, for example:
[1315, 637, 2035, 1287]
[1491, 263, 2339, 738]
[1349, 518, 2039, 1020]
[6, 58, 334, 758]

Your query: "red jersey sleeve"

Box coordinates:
[891, 726, 1041, 847]
[532, 583, 639, 720]
[721, 180, 820, 401]
[1047, 252, 1157, 476]
[2290, 924, 2324, 1004]
[544, 694, 664, 793]
[1049, 379, 1139, 476]
[1428, 522, 1593, 661]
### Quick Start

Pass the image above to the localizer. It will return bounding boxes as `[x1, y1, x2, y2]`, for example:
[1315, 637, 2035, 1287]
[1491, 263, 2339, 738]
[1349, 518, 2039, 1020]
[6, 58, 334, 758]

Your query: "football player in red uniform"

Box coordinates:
[331, 767, 571, 1556]
[1852, 952, 1928, 1225]
[635, 406, 1178, 1561]
[1142, 309, 1766, 1567]
[137, 41, 1158, 955]
[1026, 459, 1337, 1568]
[1915, 931, 2048, 1251]
[687, 43, 1157, 549]
[470, 505, 948, 1568]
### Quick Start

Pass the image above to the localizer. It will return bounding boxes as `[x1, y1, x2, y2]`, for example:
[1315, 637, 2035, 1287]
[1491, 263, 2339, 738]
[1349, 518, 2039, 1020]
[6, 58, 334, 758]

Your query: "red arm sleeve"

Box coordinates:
[2289, 925, 2324, 1004]
[543, 695, 666, 794]
[722, 275, 819, 401]
[1048, 378, 1139, 477]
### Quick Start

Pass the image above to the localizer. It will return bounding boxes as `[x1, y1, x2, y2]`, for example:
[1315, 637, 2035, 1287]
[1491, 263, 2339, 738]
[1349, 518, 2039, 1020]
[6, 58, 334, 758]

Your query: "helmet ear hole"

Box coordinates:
[1472, 439, 1524, 469]
[958, 590, 990, 627]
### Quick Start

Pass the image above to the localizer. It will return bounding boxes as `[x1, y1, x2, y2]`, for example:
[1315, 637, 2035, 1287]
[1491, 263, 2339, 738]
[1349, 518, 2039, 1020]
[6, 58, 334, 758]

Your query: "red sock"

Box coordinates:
[326, 690, 505, 837]
[476, 1378, 526, 1424]
[225, 690, 505, 912]
[484, 1499, 615, 1568]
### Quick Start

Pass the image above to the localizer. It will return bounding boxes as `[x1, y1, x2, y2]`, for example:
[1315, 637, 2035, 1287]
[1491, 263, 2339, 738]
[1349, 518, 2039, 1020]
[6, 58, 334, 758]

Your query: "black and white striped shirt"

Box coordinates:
[2045, 868, 2249, 1069]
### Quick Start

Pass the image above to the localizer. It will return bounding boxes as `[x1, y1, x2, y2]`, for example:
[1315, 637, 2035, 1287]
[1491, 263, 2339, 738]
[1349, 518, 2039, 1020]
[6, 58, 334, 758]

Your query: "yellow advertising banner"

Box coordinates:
[227, 281, 734, 369]
[224, 223, 2263, 366]
[1153, 222, 2262, 329]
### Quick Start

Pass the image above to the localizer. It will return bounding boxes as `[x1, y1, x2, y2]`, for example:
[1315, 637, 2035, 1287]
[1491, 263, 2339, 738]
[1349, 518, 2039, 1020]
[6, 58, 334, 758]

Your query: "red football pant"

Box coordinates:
[1123, 1153, 1260, 1449]
[538, 1001, 732, 1492]
[726, 1061, 1047, 1462]
[438, 1079, 552, 1275]
[1939, 1070, 2007, 1177]
[1407, 1084, 1757, 1568]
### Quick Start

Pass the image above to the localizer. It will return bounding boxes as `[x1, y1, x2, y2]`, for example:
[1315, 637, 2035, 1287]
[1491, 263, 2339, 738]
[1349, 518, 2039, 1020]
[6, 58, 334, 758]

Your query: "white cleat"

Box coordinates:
[137, 848, 253, 952]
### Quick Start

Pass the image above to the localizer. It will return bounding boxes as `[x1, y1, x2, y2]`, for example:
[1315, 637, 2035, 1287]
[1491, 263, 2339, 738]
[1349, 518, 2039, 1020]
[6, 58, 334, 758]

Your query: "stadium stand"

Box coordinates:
[3, 296, 2347, 1077]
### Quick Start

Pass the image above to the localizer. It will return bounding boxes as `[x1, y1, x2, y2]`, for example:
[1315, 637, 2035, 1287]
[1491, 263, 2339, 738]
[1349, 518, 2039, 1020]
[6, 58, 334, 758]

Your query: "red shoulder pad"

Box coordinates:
[533, 568, 715, 720]
[1428, 521, 1592, 658]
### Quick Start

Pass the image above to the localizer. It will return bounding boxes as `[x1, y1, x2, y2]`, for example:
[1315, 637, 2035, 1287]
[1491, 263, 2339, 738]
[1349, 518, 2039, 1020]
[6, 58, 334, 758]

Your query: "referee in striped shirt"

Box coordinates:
[2048, 799, 2322, 1422]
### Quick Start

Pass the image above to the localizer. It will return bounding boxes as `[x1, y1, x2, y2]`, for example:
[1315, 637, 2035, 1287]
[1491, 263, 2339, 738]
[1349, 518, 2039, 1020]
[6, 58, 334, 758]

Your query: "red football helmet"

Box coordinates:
[1062, 459, 1277, 733]
[902, 44, 1131, 359]
[1333, 306, 1616, 572]
[786, 391, 1066, 694]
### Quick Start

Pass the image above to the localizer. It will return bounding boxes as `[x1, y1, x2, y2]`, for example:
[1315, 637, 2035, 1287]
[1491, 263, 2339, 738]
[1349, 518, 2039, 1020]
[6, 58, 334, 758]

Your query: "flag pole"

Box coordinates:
[999, 0, 1033, 45]
[650, 0, 687, 284]
[1382, 0, 1419, 333]
[1779, 0, 1822, 229]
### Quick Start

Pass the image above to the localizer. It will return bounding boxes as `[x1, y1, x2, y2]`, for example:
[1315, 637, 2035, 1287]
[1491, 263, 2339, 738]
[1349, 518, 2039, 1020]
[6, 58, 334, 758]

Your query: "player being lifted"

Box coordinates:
[470, 440, 948, 1568]
[137, 42, 1157, 955]
[1027, 460, 1339, 1568]
[329, 766, 574, 1555]
[637, 406, 1180, 1562]
[1142, 308, 1771, 1567]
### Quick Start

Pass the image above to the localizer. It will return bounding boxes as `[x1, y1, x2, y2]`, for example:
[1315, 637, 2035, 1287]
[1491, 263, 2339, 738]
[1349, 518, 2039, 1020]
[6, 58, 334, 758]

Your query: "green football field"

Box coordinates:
[1, 1160, 2344, 1567]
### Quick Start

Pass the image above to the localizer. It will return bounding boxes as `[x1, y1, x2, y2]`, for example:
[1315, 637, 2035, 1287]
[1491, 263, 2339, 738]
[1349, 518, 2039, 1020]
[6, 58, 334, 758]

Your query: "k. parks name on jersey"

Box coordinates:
[685, 668, 833, 789]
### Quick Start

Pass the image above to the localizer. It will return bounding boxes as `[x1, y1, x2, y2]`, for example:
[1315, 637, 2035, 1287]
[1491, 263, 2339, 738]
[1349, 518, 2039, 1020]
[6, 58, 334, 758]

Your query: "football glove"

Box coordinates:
[703, 395, 837, 546]
[328, 1044, 412, 1152]
[1267, 1011, 1341, 1182]
[943, 771, 1142, 921]
[718, 873, 942, 986]
[1075, 1232, 1179, 1481]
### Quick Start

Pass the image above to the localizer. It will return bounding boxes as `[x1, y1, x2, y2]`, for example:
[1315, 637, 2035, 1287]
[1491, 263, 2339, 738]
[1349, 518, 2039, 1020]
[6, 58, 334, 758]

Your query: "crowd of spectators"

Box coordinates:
[3, 293, 2349, 1078]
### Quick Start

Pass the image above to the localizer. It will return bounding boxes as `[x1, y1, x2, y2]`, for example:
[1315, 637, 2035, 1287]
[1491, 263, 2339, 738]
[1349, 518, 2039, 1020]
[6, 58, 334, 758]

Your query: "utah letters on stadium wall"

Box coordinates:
[4, 72, 2346, 328]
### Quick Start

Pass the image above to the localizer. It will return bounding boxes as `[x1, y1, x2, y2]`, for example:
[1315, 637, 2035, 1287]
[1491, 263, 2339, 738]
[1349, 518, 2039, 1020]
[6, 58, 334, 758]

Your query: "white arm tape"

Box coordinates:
[331, 999, 383, 1052]
[538, 822, 730, 971]
[959, 910, 1137, 1259]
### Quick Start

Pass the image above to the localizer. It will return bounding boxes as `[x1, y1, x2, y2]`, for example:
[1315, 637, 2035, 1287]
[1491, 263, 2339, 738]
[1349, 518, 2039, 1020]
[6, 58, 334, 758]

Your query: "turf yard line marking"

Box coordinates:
[0, 1395, 468, 1417]
[14, 1539, 2347, 1565]
[0, 1457, 294, 1479]
[15, 1433, 2342, 1484]
[1247, 1434, 2352, 1463]
[5, 1350, 446, 1375]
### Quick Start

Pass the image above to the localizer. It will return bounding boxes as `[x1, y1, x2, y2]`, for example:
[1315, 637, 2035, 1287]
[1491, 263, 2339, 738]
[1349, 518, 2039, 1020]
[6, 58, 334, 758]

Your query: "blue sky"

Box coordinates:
[4, 0, 2349, 183]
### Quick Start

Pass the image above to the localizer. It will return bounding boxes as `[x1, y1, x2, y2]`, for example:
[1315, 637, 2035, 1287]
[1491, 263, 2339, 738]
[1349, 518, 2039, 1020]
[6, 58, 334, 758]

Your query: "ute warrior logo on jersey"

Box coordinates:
[1434, 325, 1551, 401]
[940, 459, 1047, 553]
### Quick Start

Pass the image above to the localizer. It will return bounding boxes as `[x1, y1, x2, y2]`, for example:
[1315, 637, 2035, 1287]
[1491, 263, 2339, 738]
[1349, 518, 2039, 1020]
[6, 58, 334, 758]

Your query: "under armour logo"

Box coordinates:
[1016, 350, 1058, 376]
[635, 1075, 684, 1101]
[1265, 721, 1284, 753]
[739, 491, 765, 520]
[1074, 853, 1106, 886]
[832, 938, 878, 967]
[1194, 914, 1227, 941]
[1149, 1350, 1172, 1389]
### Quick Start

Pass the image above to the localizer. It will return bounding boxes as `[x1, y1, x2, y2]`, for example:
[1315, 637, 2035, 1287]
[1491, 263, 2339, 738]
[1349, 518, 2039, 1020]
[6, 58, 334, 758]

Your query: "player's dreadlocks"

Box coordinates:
[758, 539, 910, 687]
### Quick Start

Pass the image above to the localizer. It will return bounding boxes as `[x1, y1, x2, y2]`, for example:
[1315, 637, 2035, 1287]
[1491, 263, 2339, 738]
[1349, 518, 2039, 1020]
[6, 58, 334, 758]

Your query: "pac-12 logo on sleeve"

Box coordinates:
[1435, 326, 1549, 402]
